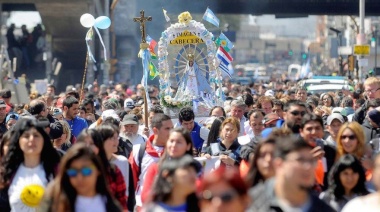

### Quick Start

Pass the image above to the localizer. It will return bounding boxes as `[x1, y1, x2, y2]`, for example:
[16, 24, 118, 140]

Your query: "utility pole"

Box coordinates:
[103, 0, 110, 84]
[357, 0, 365, 79]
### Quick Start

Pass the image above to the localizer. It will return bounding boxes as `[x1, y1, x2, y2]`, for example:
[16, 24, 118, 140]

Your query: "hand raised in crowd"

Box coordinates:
[311, 146, 325, 160]
[220, 154, 235, 166]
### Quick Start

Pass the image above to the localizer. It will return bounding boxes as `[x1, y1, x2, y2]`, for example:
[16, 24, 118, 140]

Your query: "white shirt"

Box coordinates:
[111, 154, 129, 197]
[239, 116, 247, 136]
[75, 195, 106, 212]
[9, 164, 48, 212]
[244, 120, 253, 137]
[131, 143, 164, 206]
[342, 193, 380, 212]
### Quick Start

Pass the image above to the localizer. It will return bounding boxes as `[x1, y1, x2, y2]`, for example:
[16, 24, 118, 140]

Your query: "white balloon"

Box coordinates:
[80, 13, 95, 28]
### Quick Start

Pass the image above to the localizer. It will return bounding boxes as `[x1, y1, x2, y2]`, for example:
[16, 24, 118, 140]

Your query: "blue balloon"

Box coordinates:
[95, 16, 111, 29]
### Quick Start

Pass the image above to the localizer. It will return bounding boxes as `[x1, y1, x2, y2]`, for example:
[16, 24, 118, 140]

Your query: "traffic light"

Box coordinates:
[348, 55, 355, 71]
[288, 50, 293, 56]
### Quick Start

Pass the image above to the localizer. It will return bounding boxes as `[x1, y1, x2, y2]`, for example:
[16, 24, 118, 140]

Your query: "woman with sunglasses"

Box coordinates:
[142, 155, 200, 212]
[76, 128, 128, 210]
[204, 117, 242, 167]
[39, 143, 122, 212]
[321, 93, 335, 108]
[142, 127, 198, 204]
[320, 154, 369, 211]
[199, 167, 249, 212]
[336, 122, 366, 160]
[0, 118, 60, 211]
[245, 137, 276, 188]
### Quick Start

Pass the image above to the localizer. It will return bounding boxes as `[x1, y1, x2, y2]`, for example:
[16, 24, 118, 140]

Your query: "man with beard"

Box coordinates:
[281, 100, 307, 133]
[118, 114, 147, 158]
[248, 136, 334, 212]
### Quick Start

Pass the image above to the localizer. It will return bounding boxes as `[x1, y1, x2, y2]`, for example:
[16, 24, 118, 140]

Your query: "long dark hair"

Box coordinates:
[245, 137, 276, 188]
[160, 128, 194, 162]
[0, 118, 60, 186]
[77, 129, 117, 179]
[51, 143, 121, 211]
[206, 117, 225, 147]
[152, 155, 200, 212]
[327, 154, 369, 200]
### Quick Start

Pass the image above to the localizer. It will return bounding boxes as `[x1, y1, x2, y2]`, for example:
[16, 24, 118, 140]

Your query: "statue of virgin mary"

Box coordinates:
[174, 53, 211, 102]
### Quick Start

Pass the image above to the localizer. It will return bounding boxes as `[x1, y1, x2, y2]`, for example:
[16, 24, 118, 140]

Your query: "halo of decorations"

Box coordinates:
[158, 11, 220, 110]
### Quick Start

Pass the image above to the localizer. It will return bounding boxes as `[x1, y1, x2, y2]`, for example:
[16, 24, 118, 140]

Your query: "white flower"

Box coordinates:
[164, 95, 172, 103]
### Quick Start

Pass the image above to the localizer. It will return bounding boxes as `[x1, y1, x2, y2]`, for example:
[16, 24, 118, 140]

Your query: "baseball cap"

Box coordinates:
[326, 113, 344, 125]
[6, 113, 19, 123]
[121, 114, 139, 125]
[369, 109, 380, 126]
[331, 107, 344, 114]
[265, 90, 274, 97]
[124, 98, 135, 110]
[52, 108, 63, 116]
[49, 121, 63, 139]
[263, 113, 280, 126]
[0, 99, 6, 108]
[101, 109, 120, 121]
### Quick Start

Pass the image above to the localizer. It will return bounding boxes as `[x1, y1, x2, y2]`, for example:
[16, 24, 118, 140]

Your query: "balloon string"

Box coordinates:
[80, 51, 89, 103]
[85, 28, 96, 62]
[94, 27, 107, 61]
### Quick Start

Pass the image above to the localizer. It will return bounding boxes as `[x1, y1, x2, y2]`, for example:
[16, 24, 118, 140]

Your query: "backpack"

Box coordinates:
[127, 141, 147, 211]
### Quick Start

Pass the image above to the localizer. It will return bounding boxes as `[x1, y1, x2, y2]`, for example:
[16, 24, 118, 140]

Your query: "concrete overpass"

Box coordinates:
[1, 0, 380, 91]
[0, 0, 93, 91]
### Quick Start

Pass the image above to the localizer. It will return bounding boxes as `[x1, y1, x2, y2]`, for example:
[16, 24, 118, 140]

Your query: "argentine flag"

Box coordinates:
[203, 8, 219, 27]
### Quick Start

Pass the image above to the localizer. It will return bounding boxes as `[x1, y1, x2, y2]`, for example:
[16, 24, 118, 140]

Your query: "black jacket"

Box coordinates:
[353, 102, 367, 124]
[362, 118, 380, 143]
[248, 179, 336, 212]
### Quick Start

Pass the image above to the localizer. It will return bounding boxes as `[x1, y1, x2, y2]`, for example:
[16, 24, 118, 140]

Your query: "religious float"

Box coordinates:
[157, 11, 224, 117]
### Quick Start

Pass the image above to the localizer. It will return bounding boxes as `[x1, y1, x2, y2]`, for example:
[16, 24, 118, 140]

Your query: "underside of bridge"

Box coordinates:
[0, 0, 90, 91]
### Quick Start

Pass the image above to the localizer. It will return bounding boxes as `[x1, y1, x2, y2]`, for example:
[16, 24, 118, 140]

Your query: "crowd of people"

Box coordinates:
[6, 23, 45, 71]
[0, 76, 379, 212]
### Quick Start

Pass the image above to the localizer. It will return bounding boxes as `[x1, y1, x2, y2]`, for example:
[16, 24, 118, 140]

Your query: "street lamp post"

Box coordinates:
[375, 28, 378, 69]
[330, 27, 344, 76]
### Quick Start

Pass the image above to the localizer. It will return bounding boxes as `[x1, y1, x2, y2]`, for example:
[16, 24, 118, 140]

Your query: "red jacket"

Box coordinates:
[107, 165, 128, 210]
[141, 162, 158, 204]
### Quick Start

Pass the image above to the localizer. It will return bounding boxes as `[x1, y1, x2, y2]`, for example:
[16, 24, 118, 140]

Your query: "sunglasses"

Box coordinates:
[341, 135, 356, 140]
[290, 111, 306, 116]
[66, 166, 94, 177]
[202, 190, 238, 202]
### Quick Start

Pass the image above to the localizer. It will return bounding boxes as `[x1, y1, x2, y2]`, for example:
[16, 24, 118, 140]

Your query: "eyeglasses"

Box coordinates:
[290, 111, 306, 116]
[66, 166, 94, 177]
[322, 98, 330, 101]
[341, 135, 356, 140]
[202, 189, 238, 202]
[365, 88, 380, 94]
